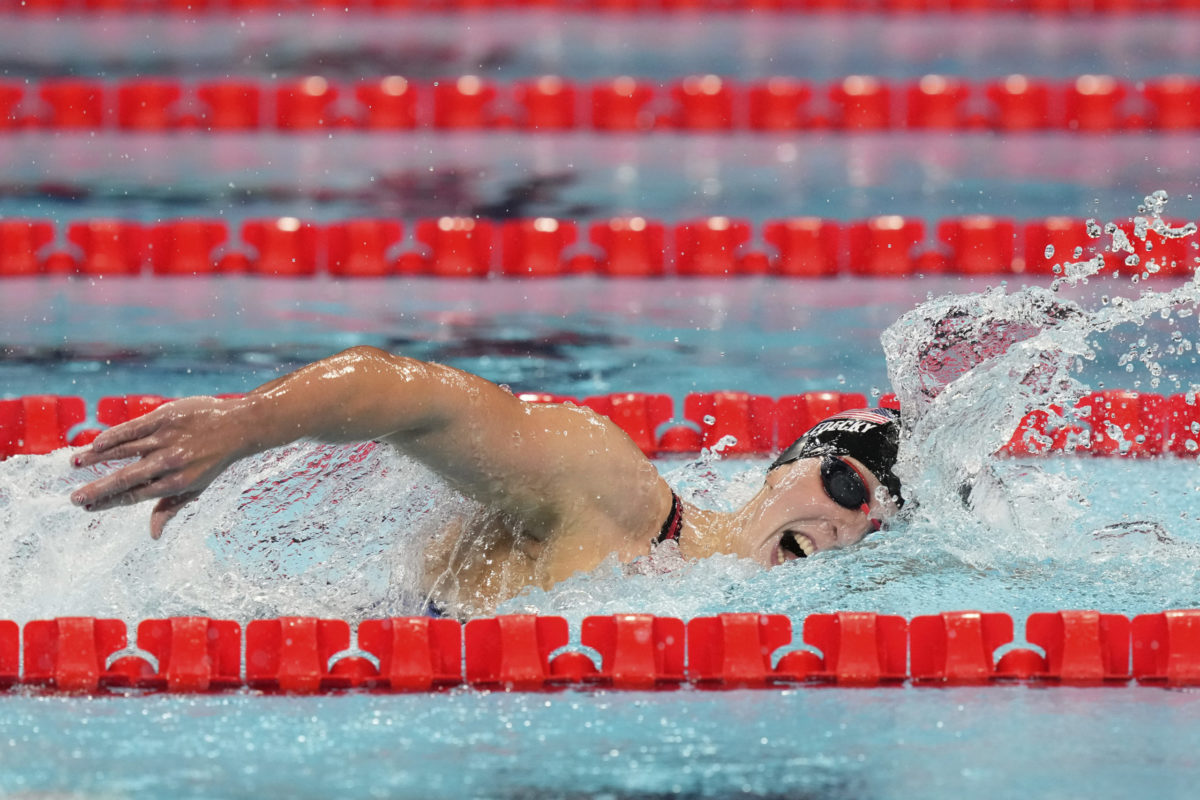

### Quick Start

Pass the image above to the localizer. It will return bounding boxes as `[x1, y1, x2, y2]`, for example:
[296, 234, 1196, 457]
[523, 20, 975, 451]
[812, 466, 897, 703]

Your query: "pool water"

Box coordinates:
[4, 6, 1200, 800]
[3, 271, 1200, 799]
[4, 687, 1200, 800]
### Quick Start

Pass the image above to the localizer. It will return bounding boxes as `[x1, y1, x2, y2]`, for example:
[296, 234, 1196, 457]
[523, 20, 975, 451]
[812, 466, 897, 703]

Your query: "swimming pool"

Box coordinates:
[4, 4, 1200, 800]
[4, 270, 1200, 797]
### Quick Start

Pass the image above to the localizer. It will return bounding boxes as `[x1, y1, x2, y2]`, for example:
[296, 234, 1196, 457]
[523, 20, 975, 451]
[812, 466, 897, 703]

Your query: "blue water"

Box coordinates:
[4, 687, 1200, 800]
[0, 276, 934, 404]
[2, 273, 1200, 799]
[1, 276, 1181, 407]
[4, 8, 1200, 800]
[2, 14, 1197, 81]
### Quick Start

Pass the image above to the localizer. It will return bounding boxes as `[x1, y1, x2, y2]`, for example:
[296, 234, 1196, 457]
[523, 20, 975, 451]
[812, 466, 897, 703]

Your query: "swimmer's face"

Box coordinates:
[734, 457, 897, 567]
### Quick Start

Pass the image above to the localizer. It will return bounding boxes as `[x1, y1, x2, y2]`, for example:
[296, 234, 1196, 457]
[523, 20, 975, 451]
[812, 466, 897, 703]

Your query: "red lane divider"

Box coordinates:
[3, 214, 1196, 278]
[688, 613, 796, 688]
[580, 614, 685, 689]
[3, 390, 1197, 460]
[911, 611, 1016, 684]
[6, 611, 1198, 694]
[0, 395, 88, 457]
[3, 75, 1199, 133]
[357, 617, 462, 691]
[464, 614, 570, 690]
[0, 621, 19, 690]
[801, 611, 908, 685]
[23, 617, 128, 692]
[136, 617, 242, 692]
[1132, 610, 1200, 687]
[1024, 610, 1131, 684]
[246, 617, 354, 693]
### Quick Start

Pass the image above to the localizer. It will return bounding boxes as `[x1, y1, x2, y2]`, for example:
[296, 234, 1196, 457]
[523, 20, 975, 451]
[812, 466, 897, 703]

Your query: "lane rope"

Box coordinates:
[4, 610, 1198, 693]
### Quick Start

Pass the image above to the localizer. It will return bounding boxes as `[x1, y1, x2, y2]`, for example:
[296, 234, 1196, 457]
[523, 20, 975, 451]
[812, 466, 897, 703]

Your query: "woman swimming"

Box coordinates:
[68, 346, 903, 616]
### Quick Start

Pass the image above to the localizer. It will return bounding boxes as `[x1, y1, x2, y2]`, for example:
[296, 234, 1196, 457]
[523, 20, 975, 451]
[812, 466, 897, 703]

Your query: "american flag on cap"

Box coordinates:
[825, 409, 893, 425]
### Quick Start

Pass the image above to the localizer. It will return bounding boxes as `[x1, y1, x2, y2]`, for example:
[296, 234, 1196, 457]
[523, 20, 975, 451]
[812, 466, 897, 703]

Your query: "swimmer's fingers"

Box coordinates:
[150, 492, 200, 540]
[73, 397, 224, 468]
[87, 410, 169, 456]
[72, 435, 163, 468]
[71, 453, 181, 510]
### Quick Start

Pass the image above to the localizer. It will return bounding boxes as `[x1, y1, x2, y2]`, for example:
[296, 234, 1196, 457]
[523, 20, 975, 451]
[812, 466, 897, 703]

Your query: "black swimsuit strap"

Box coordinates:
[654, 492, 684, 545]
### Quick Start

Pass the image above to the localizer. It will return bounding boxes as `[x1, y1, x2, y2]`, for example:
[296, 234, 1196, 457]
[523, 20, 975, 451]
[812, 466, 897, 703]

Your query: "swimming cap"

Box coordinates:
[770, 407, 903, 506]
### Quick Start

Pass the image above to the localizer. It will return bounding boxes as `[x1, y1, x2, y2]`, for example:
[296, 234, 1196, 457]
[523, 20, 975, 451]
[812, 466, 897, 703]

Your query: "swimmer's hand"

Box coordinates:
[69, 396, 253, 539]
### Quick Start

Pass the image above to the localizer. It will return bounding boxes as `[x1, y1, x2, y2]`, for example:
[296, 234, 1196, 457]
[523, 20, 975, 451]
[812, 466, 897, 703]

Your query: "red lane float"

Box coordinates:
[502, 218, 578, 277]
[801, 612, 908, 685]
[1004, 390, 1181, 458]
[675, 217, 760, 276]
[678, 391, 777, 455]
[687, 613, 796, 688]
[413, 217, 493, 277]
[515, 76, 577, 131]
[911, 611, 1016, 684]
[589, 217, 666, 276]
[4, 391, 1199, 460]
[581, 614, 685, 690]
[150, 220, 230, 276]
[245, 617, 353, 693]
[23, 617, 128, 692]
[1, 214, 1196, 278]
[0, 395, 88, 458]
[7, 75, 1200, 133]
[5, 611, 1200, 693]
[0, 220, 54, 276]
[847, 216, 927, 275]
[326, 219, 405, 277]
[357, 617, 462, 691]
[583, 392, 674, 456]
[1022, 610, 1131, 684]
[1132, 610, 1200, 686]
[0, 621, 18, 690]
[134, 617, 242, 692]
[464, 614, 570, 690]
[763, 218, 840, 277]
[911, 610, 1134, 685]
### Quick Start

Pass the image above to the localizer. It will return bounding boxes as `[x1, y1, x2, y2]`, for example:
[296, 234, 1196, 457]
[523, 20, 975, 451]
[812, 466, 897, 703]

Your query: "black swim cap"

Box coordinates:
[770, 407, 903, 506]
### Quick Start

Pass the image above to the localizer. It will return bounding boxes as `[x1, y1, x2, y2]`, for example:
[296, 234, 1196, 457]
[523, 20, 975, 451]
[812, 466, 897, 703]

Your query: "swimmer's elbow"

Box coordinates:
[333, 345, 427, 380]
[336, 344, 396, 364]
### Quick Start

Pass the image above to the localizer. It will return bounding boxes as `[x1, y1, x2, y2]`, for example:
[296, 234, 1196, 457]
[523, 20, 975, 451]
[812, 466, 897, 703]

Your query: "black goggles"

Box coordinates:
[820, 456, 873, 515]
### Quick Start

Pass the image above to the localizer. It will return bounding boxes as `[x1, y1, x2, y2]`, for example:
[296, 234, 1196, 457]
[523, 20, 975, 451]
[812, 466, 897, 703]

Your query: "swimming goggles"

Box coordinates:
[820, 456, 882, 531]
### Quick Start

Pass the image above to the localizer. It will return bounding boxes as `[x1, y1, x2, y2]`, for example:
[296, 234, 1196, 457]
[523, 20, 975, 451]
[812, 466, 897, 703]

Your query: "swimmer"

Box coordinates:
[68, 346, 903, 616]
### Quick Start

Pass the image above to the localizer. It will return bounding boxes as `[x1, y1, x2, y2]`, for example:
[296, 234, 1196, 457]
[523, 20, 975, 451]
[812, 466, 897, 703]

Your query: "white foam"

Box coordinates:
[0, 442, 467, 623]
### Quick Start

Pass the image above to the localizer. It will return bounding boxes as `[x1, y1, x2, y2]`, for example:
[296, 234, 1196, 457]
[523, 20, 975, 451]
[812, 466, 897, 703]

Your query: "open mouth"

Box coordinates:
[779, 530, 816, 560]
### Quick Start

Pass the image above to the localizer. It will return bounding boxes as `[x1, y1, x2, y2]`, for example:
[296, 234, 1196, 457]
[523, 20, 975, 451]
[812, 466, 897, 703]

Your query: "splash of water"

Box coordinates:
[880, 191, 1200, 569]
[0, 441, 470, 623]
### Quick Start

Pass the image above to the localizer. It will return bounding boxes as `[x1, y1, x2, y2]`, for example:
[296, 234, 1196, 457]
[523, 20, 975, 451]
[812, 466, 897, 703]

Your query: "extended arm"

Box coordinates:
[71, 346, 664, 542]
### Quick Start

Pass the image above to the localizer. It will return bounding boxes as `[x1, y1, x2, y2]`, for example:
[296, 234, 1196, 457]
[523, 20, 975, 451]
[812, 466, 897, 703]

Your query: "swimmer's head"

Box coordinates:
[770, 406, 903, 507]
[731, 407, 902, 567]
